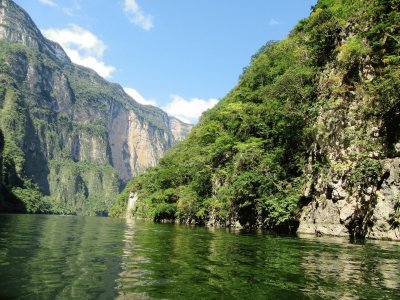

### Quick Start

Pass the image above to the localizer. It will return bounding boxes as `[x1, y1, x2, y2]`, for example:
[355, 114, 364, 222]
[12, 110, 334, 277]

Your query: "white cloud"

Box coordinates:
[123, 90, 217, 122]
[162, 95, 218, 124]
[65, 49, 115, 78]
[124, 0, 154, 31]
[123, 88, 157, 106]
[269, 19, 279, 26]
[38, 0, 81, 16]
[43, 24, 106, 57]
[38, 0, 57, 7]
[62, 0, 81, 16]
[62, 7, 77, 16]
[42, 24, 115, 78]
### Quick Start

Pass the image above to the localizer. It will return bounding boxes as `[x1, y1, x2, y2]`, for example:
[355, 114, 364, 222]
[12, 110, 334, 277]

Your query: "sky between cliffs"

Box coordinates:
[15, 0, 317, 124]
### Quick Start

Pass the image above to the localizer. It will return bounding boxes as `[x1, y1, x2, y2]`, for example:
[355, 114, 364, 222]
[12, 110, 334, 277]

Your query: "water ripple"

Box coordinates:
[0, 215, 399, 299]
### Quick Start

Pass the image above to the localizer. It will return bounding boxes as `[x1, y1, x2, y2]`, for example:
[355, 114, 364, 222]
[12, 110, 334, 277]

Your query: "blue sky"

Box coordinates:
[14, 0, 317, 123]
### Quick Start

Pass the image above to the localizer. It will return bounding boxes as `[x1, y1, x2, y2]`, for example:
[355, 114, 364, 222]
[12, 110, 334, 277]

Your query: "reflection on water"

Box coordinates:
[0, 214, 125, 299]
[117, 221, 400, 299]
[0, 215, 399, 299]
[298, 236, 400, 299]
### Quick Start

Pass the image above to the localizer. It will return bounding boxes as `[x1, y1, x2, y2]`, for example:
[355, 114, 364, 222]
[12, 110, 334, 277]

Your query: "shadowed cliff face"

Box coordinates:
[0, 0, 192, 214]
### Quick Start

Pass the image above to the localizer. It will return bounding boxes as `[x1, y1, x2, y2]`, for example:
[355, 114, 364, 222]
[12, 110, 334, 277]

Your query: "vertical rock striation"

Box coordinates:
[0, 0, 192, 214]
[297, 5, 400, 240]
[168, 117, 193, 142]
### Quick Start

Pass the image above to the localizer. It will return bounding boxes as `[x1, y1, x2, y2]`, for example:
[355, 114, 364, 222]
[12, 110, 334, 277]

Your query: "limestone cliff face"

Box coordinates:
[168, 117, 193, 142]
[0, 0, 191, 214]
[109, 108, 173, 182]
[298, 20, 400, 240]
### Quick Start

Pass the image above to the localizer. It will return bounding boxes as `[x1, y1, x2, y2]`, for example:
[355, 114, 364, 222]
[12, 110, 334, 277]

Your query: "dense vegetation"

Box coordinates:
[0, 42, 45, 213]
[111, 0, 400, 231]
[0, 39, 132, 215]
[0, 0, 191, 216]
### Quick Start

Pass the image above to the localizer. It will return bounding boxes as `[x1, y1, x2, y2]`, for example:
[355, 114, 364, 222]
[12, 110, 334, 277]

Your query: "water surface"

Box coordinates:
[0, 214, 399, 299]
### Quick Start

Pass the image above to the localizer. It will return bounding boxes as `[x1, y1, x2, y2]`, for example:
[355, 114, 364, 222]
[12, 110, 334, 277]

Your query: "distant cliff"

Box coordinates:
[119, 0, 400, 240]
[0, 0, 192, 215]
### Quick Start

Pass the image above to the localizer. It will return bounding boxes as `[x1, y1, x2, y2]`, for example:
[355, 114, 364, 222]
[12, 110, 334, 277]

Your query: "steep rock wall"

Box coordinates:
[298, 17, 400, 240]
[0, 0, 192, 214]
[169, 117, 193, 142]
[0, 0, 69, 62]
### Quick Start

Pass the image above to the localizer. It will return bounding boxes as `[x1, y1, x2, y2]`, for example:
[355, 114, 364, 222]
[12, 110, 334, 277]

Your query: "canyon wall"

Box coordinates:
[0, 0, 192, 214]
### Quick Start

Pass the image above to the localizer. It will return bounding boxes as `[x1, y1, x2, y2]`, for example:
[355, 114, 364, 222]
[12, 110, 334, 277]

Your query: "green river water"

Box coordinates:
[0, 214, 399, 299]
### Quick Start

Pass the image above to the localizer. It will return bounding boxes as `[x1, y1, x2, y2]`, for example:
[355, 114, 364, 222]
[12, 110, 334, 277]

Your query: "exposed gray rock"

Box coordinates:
[169, 117, 193, 143]
[297, 22, 400, 240]
[126, 192, 138, 219]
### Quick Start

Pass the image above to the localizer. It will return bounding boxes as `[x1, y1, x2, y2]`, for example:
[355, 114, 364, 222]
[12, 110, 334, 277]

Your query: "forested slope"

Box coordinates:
[113, 0, 400, 239]
[0, 0, 192, 215]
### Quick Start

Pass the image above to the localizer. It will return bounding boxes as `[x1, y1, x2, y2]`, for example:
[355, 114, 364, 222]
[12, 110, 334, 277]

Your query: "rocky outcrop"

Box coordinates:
[299, 158, 400, 240]
[169, 117, 193, 142]
[0, 0, 191, 214]
[297, 16, 400, 240]
[126, 192, 138, 219]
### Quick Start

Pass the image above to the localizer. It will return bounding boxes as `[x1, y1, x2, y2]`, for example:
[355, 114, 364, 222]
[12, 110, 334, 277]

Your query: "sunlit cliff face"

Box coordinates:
[0, 0, 192, 214]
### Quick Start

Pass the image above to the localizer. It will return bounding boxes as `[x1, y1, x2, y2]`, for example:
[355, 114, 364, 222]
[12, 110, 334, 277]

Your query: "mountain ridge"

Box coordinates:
[0, 0, 192, 215]
[0, 0, 70, 63]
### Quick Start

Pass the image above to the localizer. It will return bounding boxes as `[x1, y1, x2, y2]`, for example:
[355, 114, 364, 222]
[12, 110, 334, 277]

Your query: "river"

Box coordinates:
[0, 214, 399, 299]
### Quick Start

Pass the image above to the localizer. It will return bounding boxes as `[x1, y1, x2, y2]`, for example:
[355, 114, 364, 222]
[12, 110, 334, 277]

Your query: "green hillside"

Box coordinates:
[112, 0, 400, 234]
[0, 0, 191, 215]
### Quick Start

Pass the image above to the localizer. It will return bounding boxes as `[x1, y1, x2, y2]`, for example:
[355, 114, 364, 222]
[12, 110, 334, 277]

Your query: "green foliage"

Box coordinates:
[369, 66, 400, 117]
[0, 37, 125, 215]
[295, 7, 343, 66]
[115, 14, 320, 230]
[110, 180, 136, 218]
[361, 1, 400, 121]
[12, 184, 47, 213]
[113, 0, 399, 232]
[153, 202, 177, 222]
[350, 158, 382, 188]
[337, 37, 371, 66]
[389, 194, 400, 228]
[176, 185, 202, 221]
[46, 160, 119, 216]
[64, 65, 170, 132]
[74, 122, 107, 137]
